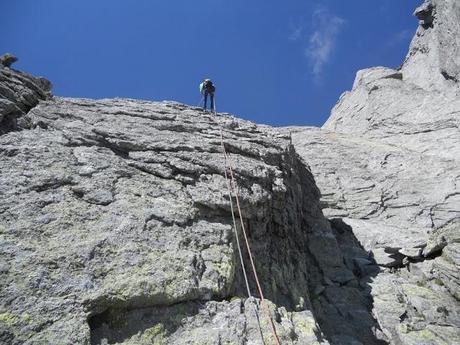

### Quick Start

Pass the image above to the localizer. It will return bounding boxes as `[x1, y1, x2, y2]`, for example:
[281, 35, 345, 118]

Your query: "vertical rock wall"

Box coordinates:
[1, 93, 355, 344]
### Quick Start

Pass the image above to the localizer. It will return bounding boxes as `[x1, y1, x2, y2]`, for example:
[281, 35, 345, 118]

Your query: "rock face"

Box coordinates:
[323, 0, 460, 158]
[2, 86, 371, 343]
[402, 0, 460, 92]
[290, 127, 460, 344]
[0, 53, 52, 134]
[1, 1, 459, 344]
[290, 0, 460, 344]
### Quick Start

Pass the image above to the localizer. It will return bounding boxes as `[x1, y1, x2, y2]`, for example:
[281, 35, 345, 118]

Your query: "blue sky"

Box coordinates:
[2, 0, 420, 126]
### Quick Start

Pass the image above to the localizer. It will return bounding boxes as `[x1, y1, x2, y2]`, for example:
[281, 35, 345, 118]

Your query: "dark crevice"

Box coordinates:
[311, 218, 389, 345]
[441, 71, 459, 83]
[414, 2, 435, 29]
[375, 240, 447, 273]
[0, 112, 22, 135]
[30, 178, 75, 193]
[95, 137, 130, 159]
[88, 300, 203, 345]
[88, 296, 243, 345]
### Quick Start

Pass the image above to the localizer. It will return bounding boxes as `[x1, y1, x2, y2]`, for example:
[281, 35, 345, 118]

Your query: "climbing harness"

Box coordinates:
[214, 99, 282, 345]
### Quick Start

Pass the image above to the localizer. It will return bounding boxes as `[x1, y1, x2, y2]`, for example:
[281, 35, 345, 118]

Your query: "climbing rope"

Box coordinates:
[214, 100, 282, 345]
[197, 96, 203, 107]
[222, 146, 252, 298]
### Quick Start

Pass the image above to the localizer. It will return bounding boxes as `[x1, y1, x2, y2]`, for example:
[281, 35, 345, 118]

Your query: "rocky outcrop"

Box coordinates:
[0, 54, 18, 68]
[402, 0, 460, 92]
[290, 1, 460, 344]
[2, 93, 377, 344]
[322, 66, 460, 160]
[323, 0, 460, 158]
[289, 127, 459, 254]
[0, 53, 52, 134]
[289, 127, 460, 344]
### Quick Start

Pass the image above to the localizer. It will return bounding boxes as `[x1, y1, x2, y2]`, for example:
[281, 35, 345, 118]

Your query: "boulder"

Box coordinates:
[0, 53, 18, 68]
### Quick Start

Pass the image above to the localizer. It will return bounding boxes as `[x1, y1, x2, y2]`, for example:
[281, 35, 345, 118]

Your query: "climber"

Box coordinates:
[199, 79, 215, 111]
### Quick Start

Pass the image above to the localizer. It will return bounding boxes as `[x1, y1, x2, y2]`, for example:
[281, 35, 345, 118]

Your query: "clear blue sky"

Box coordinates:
[1, 0, 420, 126]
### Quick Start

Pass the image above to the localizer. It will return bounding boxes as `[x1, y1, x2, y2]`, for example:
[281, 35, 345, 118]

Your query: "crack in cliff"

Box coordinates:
[309, 218, 390, 345]
[88, 298, 227, 345]
[441, 71, 459, 83]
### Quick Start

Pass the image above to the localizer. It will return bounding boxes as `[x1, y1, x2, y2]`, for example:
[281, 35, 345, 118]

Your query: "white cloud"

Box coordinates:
[289, 25, 303, 41]
[306, 7, 345, 77]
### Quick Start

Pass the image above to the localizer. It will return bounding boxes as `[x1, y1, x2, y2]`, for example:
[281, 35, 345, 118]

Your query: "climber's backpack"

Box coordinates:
[203, 80, 215, 93]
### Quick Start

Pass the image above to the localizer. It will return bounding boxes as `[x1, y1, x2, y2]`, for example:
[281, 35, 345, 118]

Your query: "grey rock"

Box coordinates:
[0, 96, 342, 344]
[1, 1, 459, 344]
[428, 219, 460, 300]
[285, 1, 460, 344]
[0, 57, 52, 134]
[0, 53, 18, 68]
[423, 236, 448, 257]
[322, 0, 460, 156]
[322, 71, 460, 160]
[371, 269, 460, 345]
[90, 298, 329, 345]
[403, 0, 460, 92]
[414, 2, 435, 27]
[288, 128, 459, 245]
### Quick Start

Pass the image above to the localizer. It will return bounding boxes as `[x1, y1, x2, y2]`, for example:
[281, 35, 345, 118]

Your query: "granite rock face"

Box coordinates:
[290, 0, 460, 344]
[0, 53, 52, 134]
[290, 127, 460, 345]
[323, 0, 460, 158]
[1, 91, 367, 344]
[323, 66, 460, 160]
[402, 0, 460, 92]
[1, 1, 459, 344]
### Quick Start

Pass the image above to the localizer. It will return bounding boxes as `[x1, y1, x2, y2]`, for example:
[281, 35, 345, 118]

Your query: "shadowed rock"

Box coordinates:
[0, 54, 52, 134]
[288, 1, 460, 344]
[0, 53, 18, 68]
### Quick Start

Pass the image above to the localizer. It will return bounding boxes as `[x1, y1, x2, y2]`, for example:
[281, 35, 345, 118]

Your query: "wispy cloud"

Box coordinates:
[306, 7, 345, 77]
[288, 23, 303, 41]
[387, 29, 413, 47]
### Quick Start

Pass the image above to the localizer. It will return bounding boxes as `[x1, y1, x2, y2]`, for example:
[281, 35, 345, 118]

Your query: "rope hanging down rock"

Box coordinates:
[221, 140, 252, 298]
[214, 101, 282, 345]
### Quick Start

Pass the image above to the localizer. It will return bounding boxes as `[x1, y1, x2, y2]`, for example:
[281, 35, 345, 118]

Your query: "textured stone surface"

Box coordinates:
[289, 127, 459, 248]
[0, 54, 52, 134]
[0, 53, 18, 68]
[1, 1, 459, 344]
[289, 127, 460, 344]
[402, 0, 460, 92]
[323, 68, 460, 160]
[1, 96, 354, 344]
[90, 298, 326, 345]
[323, 0, 460, 158]
[289, 1, 460, 344]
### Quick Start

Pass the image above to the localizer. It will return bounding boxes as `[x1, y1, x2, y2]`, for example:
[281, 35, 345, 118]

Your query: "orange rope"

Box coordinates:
[219, 125, 282, 345]
[220, 133, 252, 299]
